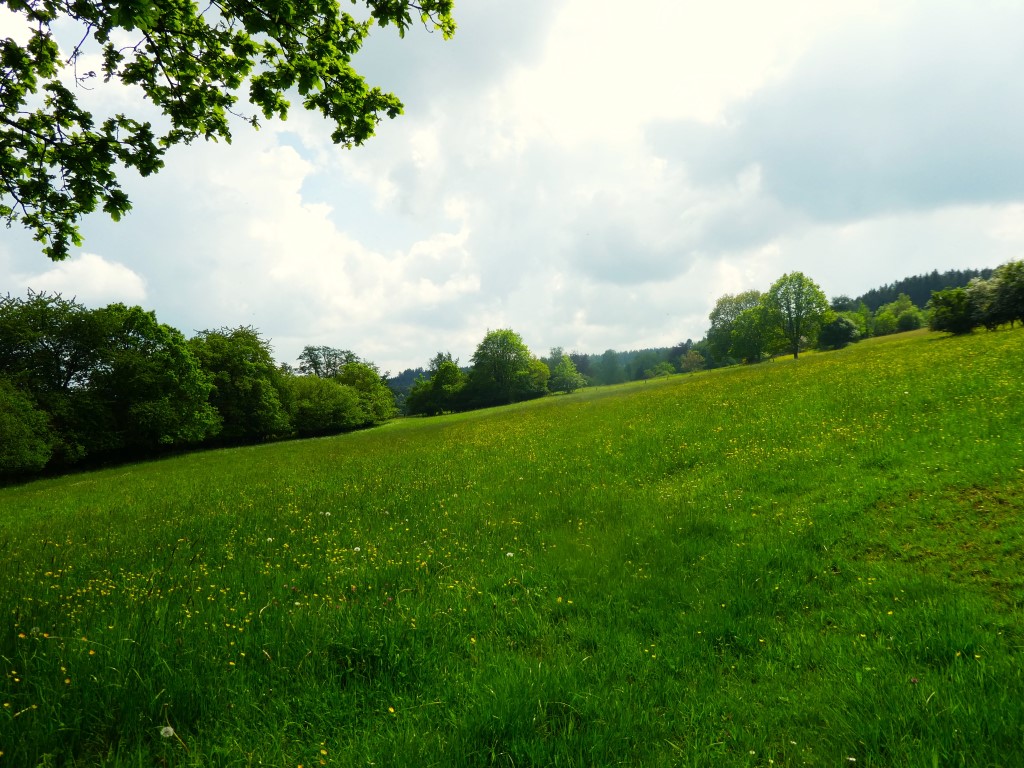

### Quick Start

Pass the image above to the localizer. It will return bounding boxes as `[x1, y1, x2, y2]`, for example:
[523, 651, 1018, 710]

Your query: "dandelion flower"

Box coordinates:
[160, 726, 175, 739]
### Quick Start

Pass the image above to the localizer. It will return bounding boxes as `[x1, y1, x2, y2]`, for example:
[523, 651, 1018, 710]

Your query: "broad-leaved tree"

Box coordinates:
[763, 272, 829, 359]
[1, 0, 455, 260]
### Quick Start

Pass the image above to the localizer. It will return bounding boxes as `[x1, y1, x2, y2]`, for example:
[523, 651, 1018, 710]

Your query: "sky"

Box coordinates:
[3, 0, 1024, 374]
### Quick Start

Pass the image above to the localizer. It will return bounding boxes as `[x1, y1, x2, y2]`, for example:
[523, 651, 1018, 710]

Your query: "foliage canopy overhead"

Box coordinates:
[0, 0, 455, 260]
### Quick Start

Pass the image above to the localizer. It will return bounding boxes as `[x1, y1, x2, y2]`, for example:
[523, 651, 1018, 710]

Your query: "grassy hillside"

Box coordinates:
[2, 328, 1022, 767]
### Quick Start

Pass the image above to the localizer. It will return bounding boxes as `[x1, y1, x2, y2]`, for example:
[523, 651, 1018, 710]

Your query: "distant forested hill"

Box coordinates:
[856, 268, 995, 310]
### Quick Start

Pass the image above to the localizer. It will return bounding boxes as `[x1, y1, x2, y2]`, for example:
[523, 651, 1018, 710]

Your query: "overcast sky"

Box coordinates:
[3, 0, 1024, 373]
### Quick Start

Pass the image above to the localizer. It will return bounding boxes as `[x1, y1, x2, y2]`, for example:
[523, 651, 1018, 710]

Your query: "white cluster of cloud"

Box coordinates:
[2, 0, 1022, 372]
[8, 252, 148, 306]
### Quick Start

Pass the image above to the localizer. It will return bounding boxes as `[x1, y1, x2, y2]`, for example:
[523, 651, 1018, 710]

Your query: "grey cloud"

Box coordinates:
[646, 120, 743, 187]
[564, 214, 684, 285]
[649, 4, 1024, 222]
[695, 193, 803, 253]
[354, 1, 552, 111]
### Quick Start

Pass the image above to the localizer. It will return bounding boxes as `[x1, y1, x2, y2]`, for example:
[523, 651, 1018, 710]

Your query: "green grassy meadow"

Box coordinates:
[2, 328, 1023, 767]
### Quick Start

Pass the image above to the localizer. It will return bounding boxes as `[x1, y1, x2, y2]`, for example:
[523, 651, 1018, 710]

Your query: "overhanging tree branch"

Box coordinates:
[0, 0, 455, 261]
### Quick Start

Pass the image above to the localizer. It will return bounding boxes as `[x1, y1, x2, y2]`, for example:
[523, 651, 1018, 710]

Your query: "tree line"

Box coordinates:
[852, 267, 995, 311]
[391, 262, 1024, 412]
[389, 342, 704, 412]
[401, 331, 586, 417]
[401, 272, 838, 417]
[928, 262, 1024, 334]
[400, 259, 1024, 415]
[0, 293, 395, 480]
[703, 260, 1023, 366]
[4, 260, 1022, 480]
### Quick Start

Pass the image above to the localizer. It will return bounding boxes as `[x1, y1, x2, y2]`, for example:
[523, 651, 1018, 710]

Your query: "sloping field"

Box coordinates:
[2, 328, 1022, 767]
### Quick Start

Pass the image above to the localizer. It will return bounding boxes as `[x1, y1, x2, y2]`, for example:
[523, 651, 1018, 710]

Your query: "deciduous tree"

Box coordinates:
[707, 290, 762, 361]
[872, 293, 923, 335]
[0, 376, 54, 476]
[817, 315, 861, 350]
[549, 354, 586, 393]
[189, 326, 290, 443]
[928, 287, 976, 335]
[729, 304, 783, 363]
[595, 349, 625, 385]
[679, 349, 705, 373]
[284, 375, 363, 437]
[297, 346, 358, 379]
[84, 303, 220, 452]
[992, 259, 1024, 327]
[406, 353, 467, 416]
[0, 292, 218, 463]
[965, 276, 1003, 330]
[1, 0, 455, 260]
[334, 360, 397, 425]
[468, 329, 539, 406]
[522, 357, 550, 397]
[763, 272, 829, 359]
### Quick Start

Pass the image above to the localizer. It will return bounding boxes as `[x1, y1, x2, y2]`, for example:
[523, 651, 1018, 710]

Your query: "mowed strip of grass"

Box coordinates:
[1, 327, 1022, 767]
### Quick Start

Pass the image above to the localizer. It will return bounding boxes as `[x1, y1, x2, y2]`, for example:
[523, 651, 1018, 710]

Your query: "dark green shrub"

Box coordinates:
[818, 315, 861, 350]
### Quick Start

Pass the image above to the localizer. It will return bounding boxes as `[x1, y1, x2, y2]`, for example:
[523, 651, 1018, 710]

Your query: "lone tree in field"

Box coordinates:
[764, 272, 829, 359]
[1, 0, 455, 260]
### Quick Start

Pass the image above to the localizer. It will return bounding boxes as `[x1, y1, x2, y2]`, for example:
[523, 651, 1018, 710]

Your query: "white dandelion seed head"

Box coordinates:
[160, 726, 175, 739]
[506, 552, 514, 558]
[353, 546, 361, 552]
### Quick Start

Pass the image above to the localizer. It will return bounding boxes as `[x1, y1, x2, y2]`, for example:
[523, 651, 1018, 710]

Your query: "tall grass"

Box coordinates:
[2, 328, 1022, 766]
